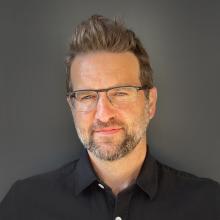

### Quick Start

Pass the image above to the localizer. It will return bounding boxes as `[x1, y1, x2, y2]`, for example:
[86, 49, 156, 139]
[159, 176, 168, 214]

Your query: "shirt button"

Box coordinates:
[98, 183, 105, 189]
[115, 217, 122, 220]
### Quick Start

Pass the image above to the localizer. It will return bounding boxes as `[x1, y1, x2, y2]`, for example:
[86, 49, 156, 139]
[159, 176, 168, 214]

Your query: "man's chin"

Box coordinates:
[87, 139, 136, 161]
[87, 142, 123, 161]
[89, 149, 123, 161]
[92, 142, 121, 153]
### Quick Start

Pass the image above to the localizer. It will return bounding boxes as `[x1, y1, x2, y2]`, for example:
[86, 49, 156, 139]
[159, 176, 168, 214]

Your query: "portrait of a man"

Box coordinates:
[0, 14, 219, 220]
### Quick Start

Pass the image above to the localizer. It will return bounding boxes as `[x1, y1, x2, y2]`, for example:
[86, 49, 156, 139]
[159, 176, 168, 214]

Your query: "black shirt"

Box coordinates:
[0, 149, 219, 220]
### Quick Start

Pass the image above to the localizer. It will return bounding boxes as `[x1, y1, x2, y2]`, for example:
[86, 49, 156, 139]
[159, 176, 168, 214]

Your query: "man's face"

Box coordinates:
[67, 51, 157, 161]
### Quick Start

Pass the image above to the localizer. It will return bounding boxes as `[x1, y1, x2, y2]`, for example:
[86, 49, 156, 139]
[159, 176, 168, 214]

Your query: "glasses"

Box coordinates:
[67, 85, 149, 112]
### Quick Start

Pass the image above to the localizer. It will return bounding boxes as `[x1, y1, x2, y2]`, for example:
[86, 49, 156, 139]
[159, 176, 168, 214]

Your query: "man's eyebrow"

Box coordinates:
[112, 83, 136, 87]
[73, 84, 141, 92]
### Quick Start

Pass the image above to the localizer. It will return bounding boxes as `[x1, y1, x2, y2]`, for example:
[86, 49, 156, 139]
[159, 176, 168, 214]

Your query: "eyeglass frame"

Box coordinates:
[67, 85, 150, 111]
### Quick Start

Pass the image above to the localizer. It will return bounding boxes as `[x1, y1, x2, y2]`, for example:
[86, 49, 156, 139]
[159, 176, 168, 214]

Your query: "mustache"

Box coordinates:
[92, 118, 125, 130]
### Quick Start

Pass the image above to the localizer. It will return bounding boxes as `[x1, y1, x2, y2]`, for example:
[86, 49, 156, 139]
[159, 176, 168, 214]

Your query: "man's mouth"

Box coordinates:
[94, 127, 122, 135]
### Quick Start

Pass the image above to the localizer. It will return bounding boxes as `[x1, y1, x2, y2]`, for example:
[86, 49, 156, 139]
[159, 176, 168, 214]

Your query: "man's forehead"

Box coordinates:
[70, 51, 141, 90]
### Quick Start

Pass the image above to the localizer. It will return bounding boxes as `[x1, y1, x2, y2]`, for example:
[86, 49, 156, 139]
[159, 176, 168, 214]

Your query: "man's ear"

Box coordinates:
[148, 87, 157, 119]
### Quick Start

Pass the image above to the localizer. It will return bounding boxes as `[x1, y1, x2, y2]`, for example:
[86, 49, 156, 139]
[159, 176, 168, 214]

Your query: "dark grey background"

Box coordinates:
[0, 0, 219, 201]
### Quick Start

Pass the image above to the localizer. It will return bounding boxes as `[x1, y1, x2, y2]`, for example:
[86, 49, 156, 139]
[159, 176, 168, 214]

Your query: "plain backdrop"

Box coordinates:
[0, 0, 220, 201]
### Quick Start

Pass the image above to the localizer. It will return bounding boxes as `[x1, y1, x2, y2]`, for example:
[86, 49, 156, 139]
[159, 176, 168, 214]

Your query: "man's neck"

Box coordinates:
[88, 138, 147, 196]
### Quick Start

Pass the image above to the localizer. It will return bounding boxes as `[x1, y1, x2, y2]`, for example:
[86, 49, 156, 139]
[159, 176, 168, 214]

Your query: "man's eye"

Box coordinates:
[113, 91, 129, 96]
[112, 90, 129, 96]
[80, 95, 96, 101]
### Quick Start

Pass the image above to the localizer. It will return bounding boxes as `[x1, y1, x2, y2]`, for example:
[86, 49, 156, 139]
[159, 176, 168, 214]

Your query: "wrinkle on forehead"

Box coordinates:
[70, 51, 141, 90]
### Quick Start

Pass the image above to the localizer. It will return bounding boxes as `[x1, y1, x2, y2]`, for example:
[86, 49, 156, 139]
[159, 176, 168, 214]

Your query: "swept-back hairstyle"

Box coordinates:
[65, 15, 153, 93]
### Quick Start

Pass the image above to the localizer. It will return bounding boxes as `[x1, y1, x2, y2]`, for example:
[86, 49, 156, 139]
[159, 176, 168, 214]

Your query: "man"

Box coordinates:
[0, 15, 219, 220]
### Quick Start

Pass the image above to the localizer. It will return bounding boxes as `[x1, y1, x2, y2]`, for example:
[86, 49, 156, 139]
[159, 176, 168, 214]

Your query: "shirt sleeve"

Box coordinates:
[0, 181, 21, 220]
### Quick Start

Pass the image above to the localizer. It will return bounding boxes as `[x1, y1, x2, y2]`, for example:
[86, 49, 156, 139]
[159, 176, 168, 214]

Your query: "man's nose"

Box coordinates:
[94, 93, 116, 123]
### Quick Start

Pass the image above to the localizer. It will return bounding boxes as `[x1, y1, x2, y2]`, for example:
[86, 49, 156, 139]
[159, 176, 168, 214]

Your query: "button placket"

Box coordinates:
[113, 185, 135, 220]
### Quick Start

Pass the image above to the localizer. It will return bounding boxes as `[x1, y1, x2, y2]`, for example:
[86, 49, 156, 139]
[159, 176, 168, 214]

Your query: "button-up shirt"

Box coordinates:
[0, 149, 219, 220]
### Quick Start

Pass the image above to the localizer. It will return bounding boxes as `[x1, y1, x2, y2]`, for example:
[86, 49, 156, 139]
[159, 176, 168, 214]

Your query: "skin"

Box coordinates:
[67, 51, 157, 195]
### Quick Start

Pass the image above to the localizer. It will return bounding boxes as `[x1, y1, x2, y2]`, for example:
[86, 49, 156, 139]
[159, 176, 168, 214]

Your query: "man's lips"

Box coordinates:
[94, 127, 122, 135]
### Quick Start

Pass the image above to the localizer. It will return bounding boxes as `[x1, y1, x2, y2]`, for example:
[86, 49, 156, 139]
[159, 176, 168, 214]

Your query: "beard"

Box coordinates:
[87, 120, 144, 161]
[75, 105, 150, 161]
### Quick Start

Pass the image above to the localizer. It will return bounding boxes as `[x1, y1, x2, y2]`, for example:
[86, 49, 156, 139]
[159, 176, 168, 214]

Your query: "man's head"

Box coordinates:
[66, 15, 157, 161]
[65, 15, 153, 93]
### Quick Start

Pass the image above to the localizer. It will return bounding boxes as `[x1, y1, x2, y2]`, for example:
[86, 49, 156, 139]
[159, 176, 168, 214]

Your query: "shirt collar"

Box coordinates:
[136, 150, 159, 200]
[73, 147, 159, 199]
[73, 149, 98, 196]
